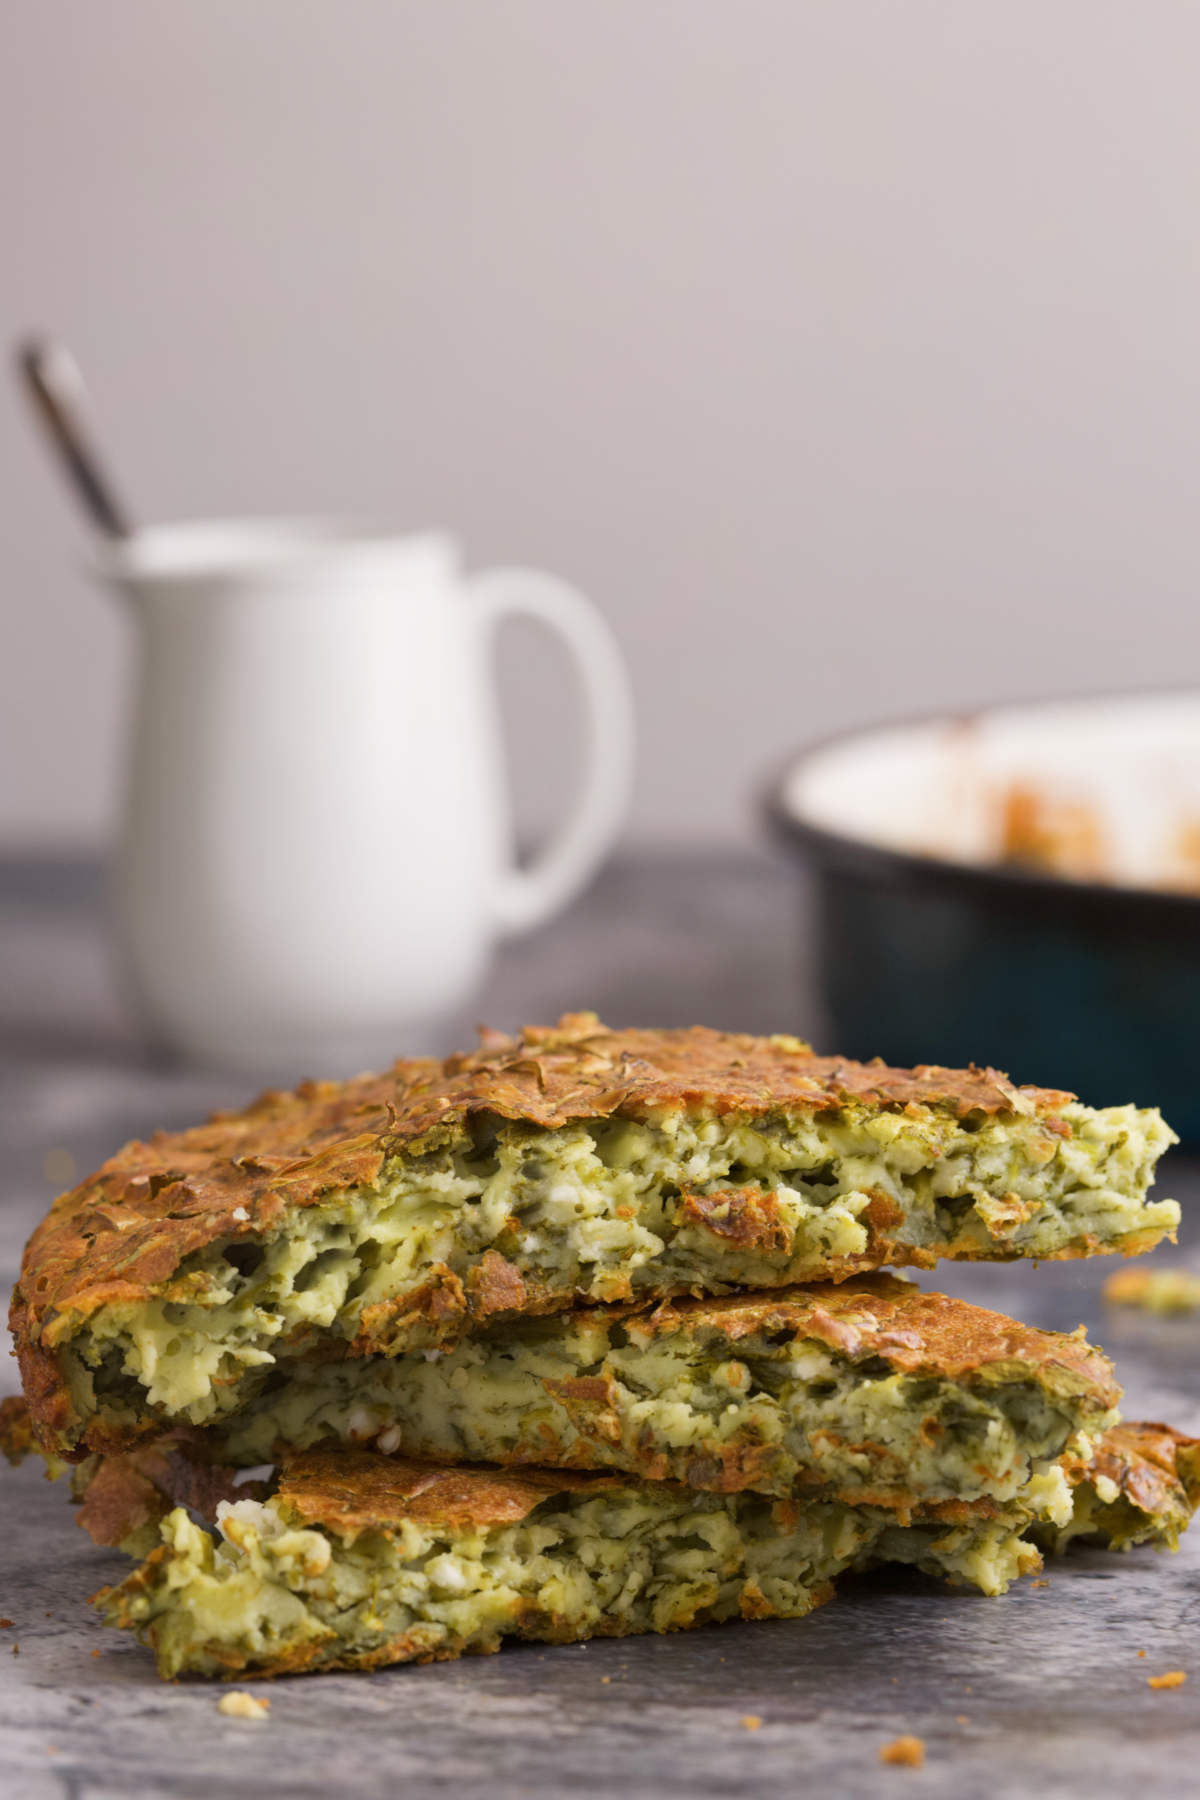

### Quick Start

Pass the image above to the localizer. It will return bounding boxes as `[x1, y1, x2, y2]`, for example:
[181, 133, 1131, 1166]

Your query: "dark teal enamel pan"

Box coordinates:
[765, 715, 1200, 1143]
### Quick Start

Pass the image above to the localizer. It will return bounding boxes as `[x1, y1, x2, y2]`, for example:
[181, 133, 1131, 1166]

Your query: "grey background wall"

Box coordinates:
[4, 1, 1199, 851]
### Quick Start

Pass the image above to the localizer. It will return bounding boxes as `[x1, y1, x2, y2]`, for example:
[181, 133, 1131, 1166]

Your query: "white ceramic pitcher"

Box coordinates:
[91, 520, 634, 1075]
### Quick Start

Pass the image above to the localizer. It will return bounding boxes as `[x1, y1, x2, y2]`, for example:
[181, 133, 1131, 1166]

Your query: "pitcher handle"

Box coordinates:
[468, 568, 635, 936]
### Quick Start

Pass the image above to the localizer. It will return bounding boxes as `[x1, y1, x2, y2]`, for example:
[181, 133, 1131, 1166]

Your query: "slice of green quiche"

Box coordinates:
[92, 1450, 1044, 1678]
[13, 1015, 1176, 1460]
[92, 1420, 1200, 1680]
[195, 1275, 1119, 1526]
[3, 1275, 1121, 1525]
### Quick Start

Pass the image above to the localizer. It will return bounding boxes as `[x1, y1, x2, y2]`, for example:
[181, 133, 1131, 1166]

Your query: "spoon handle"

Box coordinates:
[17, 338, 133, 538]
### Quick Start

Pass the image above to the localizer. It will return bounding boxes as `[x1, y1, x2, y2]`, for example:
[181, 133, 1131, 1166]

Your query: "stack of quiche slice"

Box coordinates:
[5, 1014, 1196, 1678]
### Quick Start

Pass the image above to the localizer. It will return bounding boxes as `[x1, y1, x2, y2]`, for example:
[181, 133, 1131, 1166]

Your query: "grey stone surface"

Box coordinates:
[1, 855, 1198, 1799]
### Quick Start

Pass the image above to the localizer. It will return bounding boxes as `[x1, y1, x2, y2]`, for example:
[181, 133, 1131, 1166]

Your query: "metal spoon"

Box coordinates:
[16, 337, 133, 538]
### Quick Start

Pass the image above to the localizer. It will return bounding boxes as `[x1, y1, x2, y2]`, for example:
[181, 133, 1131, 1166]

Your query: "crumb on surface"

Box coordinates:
[600, 1676, 611, 1685]
[11, 1643, 18, 1656]
[90, 1649, 101, 1659]
[1138, 1650, 1147, 1658]
[880, 1736, 925, 1769]
[955, 1715, 970, 1725]
[740, 1715, 762, 1732]
[0, 1620, 12, 1629]
[1148, 1671, 1187, 1690]
[218, 1691, 270, 1720]
[1031, 1579, 1050, 1588]
[1103, 1266, 1200, 1316]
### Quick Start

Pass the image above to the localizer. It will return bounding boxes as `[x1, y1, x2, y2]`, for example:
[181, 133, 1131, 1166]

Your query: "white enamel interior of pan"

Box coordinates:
[780, 691, 1200, 892]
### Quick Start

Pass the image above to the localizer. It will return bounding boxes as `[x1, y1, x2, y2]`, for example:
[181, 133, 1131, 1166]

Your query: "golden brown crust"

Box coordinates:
[620, 1273, 1120, 1398]
[274, 1450, 627, 1537]
[1084, 1420, 1200, 1519]
[1029, 1418, 1200, 1556]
